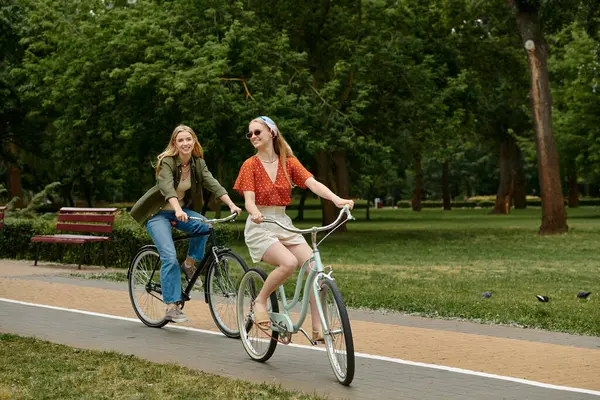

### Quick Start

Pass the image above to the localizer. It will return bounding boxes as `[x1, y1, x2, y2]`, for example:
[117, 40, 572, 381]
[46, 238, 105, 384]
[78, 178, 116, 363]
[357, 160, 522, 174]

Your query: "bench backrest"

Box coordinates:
[0, 206, 6, 230]
[56, 207, 118, 234]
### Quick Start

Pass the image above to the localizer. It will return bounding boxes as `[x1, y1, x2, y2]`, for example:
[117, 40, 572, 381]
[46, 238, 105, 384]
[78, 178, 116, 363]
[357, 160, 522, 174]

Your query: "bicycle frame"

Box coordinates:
[144, 213, 237, 304]
[270, 251, 330, 335]
[264, 207, 353, 337]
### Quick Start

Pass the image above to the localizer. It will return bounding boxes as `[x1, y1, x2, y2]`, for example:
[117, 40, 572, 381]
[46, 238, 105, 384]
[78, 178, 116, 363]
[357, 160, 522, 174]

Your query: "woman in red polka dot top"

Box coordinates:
[234, 116, 354, 341]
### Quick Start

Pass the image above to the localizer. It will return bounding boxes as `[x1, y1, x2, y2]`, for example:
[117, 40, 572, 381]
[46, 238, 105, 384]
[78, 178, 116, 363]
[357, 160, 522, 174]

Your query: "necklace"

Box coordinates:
[258, 156, 278, 164]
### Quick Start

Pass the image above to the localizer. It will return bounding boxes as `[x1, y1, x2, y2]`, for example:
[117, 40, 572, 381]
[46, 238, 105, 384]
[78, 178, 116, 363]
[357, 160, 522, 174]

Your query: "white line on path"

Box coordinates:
[1, 297, 599, 397]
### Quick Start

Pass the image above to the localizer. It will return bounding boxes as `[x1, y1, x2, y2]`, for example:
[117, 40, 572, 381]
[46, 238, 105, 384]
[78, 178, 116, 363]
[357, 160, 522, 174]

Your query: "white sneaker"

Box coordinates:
[165, 306, 188, 323]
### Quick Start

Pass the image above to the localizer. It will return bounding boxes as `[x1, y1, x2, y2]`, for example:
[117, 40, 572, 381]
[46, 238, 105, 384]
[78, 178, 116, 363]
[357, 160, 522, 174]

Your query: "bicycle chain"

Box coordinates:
[254, 320, 292, 345]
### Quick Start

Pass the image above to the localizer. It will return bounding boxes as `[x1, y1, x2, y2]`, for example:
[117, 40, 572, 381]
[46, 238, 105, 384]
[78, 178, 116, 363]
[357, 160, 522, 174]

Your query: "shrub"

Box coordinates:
[0, 209, 234, 269]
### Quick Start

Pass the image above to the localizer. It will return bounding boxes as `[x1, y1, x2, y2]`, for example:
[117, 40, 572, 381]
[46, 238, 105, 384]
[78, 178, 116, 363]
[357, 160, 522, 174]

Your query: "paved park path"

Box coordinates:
[1, 259, 599, 399]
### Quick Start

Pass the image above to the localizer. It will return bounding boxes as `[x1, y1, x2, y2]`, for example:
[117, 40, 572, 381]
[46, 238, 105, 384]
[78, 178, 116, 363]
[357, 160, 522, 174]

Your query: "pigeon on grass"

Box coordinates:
[536, 295, 549, 302]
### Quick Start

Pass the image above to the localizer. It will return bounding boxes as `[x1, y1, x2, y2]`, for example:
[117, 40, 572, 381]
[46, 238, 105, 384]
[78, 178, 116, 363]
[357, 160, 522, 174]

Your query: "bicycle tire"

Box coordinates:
[206, 250, 249, 338]
[237, 268, 279, 362]
[128, 246, 169, 328]
[320, 279, 355, 385]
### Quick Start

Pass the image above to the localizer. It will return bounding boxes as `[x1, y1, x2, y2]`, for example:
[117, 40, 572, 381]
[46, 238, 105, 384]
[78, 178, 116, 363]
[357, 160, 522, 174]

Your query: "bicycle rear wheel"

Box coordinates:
[206, 250, 248, 338]
[237, 268, 278, 362]
[320, 279, 355, 386]
[128, 246, 168, 328]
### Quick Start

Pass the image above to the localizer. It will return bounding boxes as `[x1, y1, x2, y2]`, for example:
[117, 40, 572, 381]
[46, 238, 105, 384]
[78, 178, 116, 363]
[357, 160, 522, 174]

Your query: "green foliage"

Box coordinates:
[1, 0, 599, 207]
[0, 210, 234, 268]
[7, 181, 60, 217]
[549, 22, 600, 181]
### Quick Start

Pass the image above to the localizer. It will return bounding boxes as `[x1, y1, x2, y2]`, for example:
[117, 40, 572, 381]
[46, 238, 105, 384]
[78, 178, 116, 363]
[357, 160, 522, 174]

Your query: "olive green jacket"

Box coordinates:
[130, 156, 228, 224]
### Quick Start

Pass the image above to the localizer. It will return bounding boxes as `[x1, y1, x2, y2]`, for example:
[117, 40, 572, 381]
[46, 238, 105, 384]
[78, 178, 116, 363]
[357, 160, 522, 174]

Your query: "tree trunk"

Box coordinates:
[330, 150, 348, 232]
[442, 160, 451, 210]
[60, 181, 75, 207]
[412, 156, 423, 212]
[7, 143, 23, 207]
[509, 2, 568, 233]
[315, 150, 338, 226]
[568, 165, 579, 208]
[201, 191, 211, 215]
[492, 138, 513, 214]
[215, 157, 223, 218]
[513, 148, 527, 209]
[493, 136, 526, 212]
[294, 189, 308, 221]
[366, 183, 373, 221]
[82, 180, 93, 207]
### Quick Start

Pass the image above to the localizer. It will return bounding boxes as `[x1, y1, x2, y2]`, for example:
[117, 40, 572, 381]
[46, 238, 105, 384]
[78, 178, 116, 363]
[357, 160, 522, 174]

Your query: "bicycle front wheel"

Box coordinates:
[128, 246, 168, 328]
[206, 250, 248, 338]
[237, 268, 278, 362]
[320, 279, 355, 386]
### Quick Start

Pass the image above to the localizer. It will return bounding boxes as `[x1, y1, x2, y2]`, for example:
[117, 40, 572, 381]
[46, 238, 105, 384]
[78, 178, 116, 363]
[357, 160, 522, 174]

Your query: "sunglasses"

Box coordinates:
[246, 129, 263, 139]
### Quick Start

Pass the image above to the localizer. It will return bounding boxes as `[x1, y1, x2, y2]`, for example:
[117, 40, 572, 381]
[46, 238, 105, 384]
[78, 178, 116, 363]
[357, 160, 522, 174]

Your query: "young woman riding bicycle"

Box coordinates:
[130, 124, 241, 323]
[233, 116, 353, 341]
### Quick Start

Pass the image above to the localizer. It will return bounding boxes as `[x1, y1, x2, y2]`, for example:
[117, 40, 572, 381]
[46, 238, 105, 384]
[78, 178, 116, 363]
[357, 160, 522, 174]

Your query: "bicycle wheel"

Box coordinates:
[237, 268, 279, 362]
[320, 279, 355, 386]
[206, 250, 248, 338]
[128, 246, 168, 328]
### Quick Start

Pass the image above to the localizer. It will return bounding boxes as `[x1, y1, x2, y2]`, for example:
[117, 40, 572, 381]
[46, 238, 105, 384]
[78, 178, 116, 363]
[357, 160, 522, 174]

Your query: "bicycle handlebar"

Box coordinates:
[261, 205, 354, 234]
[189, 212, 238, 225]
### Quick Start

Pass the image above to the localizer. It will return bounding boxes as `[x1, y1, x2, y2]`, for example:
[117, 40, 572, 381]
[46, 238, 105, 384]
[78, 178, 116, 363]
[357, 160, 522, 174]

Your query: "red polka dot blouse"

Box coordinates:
[234, 156, 313, 206]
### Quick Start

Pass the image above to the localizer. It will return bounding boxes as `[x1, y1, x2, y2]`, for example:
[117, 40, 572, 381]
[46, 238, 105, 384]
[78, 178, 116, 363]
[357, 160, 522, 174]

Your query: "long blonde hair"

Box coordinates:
[155, 125, 204, 178]
[252, 118, 295, 187]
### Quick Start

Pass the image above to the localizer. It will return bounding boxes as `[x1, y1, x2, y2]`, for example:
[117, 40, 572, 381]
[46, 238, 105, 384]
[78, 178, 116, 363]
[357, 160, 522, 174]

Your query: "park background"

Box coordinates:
[1, 0, 599, 335]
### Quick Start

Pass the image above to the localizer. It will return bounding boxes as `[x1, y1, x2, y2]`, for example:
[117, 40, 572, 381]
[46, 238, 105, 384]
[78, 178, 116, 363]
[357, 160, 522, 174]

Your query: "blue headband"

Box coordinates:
[258, 116, 278, 137]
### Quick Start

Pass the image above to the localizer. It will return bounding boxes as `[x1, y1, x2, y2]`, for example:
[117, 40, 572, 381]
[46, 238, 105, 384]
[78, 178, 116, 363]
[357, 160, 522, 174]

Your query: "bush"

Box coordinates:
[0, 209, 234, 269]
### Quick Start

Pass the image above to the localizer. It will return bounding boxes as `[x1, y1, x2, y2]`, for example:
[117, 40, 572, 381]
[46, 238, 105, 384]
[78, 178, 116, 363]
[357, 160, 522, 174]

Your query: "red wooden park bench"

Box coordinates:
[0, 205, 6, 230]
[31, 207, 118, 269]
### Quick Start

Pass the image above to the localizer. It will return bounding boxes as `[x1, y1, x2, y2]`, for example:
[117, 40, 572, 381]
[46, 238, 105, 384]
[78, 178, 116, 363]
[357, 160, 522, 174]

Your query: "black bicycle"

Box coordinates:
[128, 213, 248, 338]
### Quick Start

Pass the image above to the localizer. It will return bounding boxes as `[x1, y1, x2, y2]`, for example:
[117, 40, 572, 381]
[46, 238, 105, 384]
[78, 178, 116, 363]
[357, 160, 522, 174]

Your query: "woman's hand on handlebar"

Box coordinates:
[250, 212, 264, 224]
[334, 197, 354, 210]
[175, 209, 189, 222]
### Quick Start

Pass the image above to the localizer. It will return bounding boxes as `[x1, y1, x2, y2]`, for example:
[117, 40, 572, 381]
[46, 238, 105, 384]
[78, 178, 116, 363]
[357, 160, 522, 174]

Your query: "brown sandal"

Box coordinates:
[253, 310, 271, 328]
[312, 328, 324, 342]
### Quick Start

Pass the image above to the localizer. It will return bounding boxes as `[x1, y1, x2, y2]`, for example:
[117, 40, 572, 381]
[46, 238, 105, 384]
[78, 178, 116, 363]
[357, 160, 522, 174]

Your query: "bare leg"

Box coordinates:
[253, 242, 298, 319]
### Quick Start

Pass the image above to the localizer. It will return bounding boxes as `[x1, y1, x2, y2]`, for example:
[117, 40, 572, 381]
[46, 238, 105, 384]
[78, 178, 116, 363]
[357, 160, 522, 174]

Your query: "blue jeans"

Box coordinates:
[145, 209, 210, 304]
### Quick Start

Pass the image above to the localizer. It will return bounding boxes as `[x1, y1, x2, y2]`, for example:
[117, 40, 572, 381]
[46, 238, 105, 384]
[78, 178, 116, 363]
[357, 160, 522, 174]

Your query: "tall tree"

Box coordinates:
[549, 22, 600, 207]
[506, 0, 568, 233]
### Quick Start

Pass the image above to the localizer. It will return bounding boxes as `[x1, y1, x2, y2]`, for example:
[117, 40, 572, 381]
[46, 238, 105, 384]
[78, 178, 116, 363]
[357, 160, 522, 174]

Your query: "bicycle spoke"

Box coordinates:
[128, 248, 168, 328]
[207, 251, 248, 338]
[320, 279, 355, 386]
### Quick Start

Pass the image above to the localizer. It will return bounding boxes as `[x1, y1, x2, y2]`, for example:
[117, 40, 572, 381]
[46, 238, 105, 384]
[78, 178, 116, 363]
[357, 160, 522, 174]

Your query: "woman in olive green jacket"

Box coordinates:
[130, 125, 241, 323]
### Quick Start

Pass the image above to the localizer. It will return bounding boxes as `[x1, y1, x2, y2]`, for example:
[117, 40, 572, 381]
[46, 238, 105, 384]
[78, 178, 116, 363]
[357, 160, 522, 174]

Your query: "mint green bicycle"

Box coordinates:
[236, 206, 355, 386]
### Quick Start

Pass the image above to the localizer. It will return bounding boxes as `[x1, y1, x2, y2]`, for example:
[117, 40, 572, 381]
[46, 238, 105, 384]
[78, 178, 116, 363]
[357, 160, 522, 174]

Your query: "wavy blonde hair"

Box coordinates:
[251, 118, 295, 187]
[155, 125, 204, 178]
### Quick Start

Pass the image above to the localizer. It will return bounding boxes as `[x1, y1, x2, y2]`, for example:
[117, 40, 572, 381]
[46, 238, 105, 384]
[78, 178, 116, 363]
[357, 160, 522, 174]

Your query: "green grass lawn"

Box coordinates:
[74, 206, 599, 336]
[0, 334, 323, 400]
[212, 206, 600, 336]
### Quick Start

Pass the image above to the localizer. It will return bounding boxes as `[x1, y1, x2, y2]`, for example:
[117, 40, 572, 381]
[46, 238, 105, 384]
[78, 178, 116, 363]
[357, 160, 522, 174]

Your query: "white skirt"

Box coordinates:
[244, 206, 307, 263]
